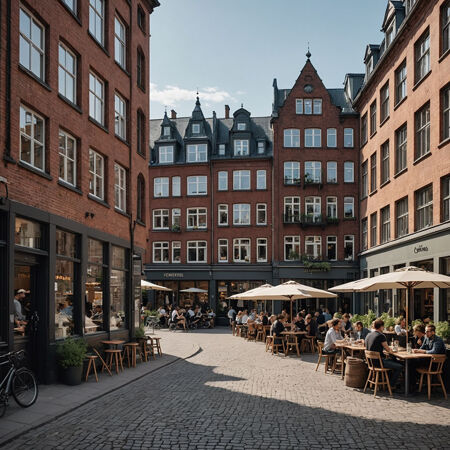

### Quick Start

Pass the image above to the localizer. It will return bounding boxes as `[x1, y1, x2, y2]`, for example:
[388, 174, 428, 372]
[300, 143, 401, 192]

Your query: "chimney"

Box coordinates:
[170, 109, 177, 119]
[224, 105, 230, 119]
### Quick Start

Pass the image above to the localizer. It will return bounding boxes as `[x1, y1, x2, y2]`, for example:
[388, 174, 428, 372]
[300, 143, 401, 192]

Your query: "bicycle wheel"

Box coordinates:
[11, 368, 38, 408]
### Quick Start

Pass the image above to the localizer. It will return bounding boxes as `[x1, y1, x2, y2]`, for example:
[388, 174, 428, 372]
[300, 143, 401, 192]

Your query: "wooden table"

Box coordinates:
[281, 331, 307, 357]
[101, 340, 125, 349]
[336, 341, 366, 379]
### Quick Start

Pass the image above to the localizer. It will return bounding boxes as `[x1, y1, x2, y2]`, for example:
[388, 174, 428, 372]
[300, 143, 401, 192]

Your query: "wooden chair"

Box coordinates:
[85, 355, 99, 382]
[247, 323, 257, 341]
[92, 348, 112, 376]
[301, 336, 316, 353]
[284, 334, 301, 357]
[255, 325, 264, 342]
[417, 354, 447, 400]
[265, 335, 273, 352]
[142, 339, 155, 361]
[364, 350, 392, 397]
[271, 336, 285, 355]
[105, 349, 124, 374]
[315, 342, 334, 374]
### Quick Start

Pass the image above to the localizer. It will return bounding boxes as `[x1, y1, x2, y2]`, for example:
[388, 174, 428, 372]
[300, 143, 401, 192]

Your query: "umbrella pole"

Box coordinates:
[290, 296, 293, 322]
[405, 285, 410, 343]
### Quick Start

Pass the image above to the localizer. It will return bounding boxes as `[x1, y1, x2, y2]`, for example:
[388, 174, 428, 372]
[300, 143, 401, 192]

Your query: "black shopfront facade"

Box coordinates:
[0, 200, 142, 383]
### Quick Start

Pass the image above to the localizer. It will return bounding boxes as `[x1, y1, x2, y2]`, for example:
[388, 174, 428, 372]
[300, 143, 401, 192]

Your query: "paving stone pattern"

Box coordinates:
[5, 329, 450, 449]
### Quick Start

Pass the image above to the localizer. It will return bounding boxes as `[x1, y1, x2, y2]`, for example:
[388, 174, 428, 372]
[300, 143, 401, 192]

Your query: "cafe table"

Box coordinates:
[100, 340, 125, 349]
[281, 331, 307, 356]
[335, 341, 366, 379]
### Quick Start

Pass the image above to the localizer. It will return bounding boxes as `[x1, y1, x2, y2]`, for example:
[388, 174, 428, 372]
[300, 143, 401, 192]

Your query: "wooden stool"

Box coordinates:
[417, 354, 447, 400]
[123, 342, 140, 368]
[105, 349, 124, 374]
[142, 339, 154, 361]
[315, 342, 334, 374]
[92, 348, 112, 376]
[364, 350, 392, 397]
[85, 355, 98, 382]
[148, 337, 162, 357]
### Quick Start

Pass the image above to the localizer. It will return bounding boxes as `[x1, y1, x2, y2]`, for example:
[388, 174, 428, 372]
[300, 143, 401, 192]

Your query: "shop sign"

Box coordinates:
[414, 244, 429, 254]
[163, 272, 184, 278]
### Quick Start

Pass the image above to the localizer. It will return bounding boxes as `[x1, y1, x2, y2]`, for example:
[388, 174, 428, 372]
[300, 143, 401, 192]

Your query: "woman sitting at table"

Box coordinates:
[394, 317, 407, 336]
[271, 314, 285, 344]
[341, 313, 352, 335]
[412, 323, 426, 349]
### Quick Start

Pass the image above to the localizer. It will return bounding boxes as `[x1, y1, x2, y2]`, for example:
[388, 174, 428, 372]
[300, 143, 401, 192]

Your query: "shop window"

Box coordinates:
[15, 217, 43, 249]
[110, 246, 127, 330]
[85, 239, 104, 334]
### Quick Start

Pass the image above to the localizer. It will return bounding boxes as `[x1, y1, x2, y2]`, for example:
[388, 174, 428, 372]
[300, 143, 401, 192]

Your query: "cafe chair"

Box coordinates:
[247, 323, 257, 342]
[148, 336, 163, 357]
[285, 334, 301, 357]
[315, 342, 334, 374]
[92, 348, 112, 376]
[255, 325, 264, 342]
[301, 336, 316, 354]
[123, 342, 142, 368]
[364, 350, 392, 397]
[417, 354, 447, 400]
[85, 355, 99, 382]
[105, 349, 124, 374]
[265, 335, 273, 352]
[271, 336, 285, 356]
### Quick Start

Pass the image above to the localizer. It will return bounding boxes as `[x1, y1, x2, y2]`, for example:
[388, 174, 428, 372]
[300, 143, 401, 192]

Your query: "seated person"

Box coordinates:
[92, 305, 103, 321]
[248, 309, 257, 322]
[14, 289, 28, 328]
[305, 314, 318, 338]
[411, 323, 426, 349]
[157, 306, 168, 325]
[187, 307, 196, 325]
[235, 311, 243, 325]
[241, 310, 249, 325]
[269, 314, 277, 325]
[355, 321, 370, 341]
[394, 317, 407, 336]
[207, 309, 216, 328]
[322, 308, 332, 322]
[323, 319, 343, 354]
[261, 312, 269, 326]
[413, 324, 446, 355]
[365, 319, 403, 390]
[271, 314, 285, 344]
[341, 313, 352, 335]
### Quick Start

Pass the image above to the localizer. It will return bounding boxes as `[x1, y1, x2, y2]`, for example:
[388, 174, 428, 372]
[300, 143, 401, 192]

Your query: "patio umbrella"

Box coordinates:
[228, 284, 275, 300]
[179, 287, 208, 293]
[329, 278, 370, 293]
[141, 280, 172, 291]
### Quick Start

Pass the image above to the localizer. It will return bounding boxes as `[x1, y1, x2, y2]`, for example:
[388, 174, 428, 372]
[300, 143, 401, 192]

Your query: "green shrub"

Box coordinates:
[56, 337, 87, 369]
[435, 321, 450, 340]
[411, 319, 424, 327]
[379, 312, 396, 329]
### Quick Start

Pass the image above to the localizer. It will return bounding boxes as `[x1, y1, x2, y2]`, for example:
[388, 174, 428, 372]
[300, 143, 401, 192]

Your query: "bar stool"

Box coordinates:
[148, 336, 162, 357]
[123, 342, 140, 368]
[105, 349, 124, 374]
[85, 355, 99, 382]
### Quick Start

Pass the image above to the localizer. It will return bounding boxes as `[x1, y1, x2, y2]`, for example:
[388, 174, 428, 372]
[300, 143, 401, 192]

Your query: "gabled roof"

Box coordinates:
[381, 1, 405, 31]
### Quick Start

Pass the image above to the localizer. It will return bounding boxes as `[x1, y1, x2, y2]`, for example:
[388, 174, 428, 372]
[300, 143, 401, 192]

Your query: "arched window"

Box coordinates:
[137, 47, 145, 90]
[137, 174, 145, 222]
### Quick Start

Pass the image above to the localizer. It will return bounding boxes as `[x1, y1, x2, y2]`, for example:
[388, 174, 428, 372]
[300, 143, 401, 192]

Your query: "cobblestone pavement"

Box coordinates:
[5, 329, 450, 449]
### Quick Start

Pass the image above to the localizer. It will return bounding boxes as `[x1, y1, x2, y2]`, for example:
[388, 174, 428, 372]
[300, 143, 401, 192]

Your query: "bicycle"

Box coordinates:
[0, 350, 38, 417]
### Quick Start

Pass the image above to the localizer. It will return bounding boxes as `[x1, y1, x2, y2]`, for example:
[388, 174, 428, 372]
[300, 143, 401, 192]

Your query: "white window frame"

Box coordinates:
[114, 93, 127, 140]
[153, 209, 169, 230]
[159, 146, 174, 164]
[187, 241, 207, 263]
[237, 123, 246, 131]
[256, 170, 266, 190]
[415, 30, 430, 82]
[233, 238, 251, 263]
[187, 208, 207, 229]
[89, 0, 105, 45]
[304, 99, 312, 115]
[192, 123, 200, 134]
[154, 177, 169, 197]
[218, 204, 228, 226]
[218, 171, 228, 191]
[257, 141, 265, 154]
[62, 0, 77, 14]
[296, 99, 303, 114]
[283, 129, 300, 148]
[218, 144, 226, 155]
[20, 105, 45, 172]
[187, 144, 207, 162]
[284, 236, 300, 261]
[233, 170, 250, 190]
[187, 176, 207, 196]
[89, 149, 104, 200]
[114, 16, 126, 69]
[344, 161, 354, 183]
[114, 164, 127, 212]
[58, 129, 76, 186]
[344, 235, 355, 261]
[89, 72, 104, 125]
[326, 197, 338, 219]
[172, 176, 181, 197]
[305, 128, 321, 148]
[257, 238, 268, 262]
[284, 197, 300, 222]
[284, 162, 300, 185]
[327, 128, 337, 148]
[344, 128, 354, 148]
[58, 43, 76, 103]
[305, 236, 322, 260]
[153, 242, 169, 263]
[233, 204, 251, 225]
[234, 140, 249, 156]
[305, 161, 322, 183]
[313, 99, 322, 115]
[327, 236, 337, 261]
[163, 126, 171, 137]
[327, 161, 337, 183]
[305, 197, 321, 221]
[218, 239, 228, 263]
[172, 208, 181, 229]
[344, 197, 355, 219]
[256, 204, 267, 225]
[172, 241, 181, 263]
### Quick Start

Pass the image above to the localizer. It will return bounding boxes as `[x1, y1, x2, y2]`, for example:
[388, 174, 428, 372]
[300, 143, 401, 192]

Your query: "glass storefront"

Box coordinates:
[218, 280, 265, 315]
[412, 259, 433, 321]
[15, 217, 43, 249]
[110, 246, 127, 330]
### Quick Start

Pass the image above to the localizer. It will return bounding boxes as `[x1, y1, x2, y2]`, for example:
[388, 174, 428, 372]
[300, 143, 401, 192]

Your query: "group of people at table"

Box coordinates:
[155, 305, 216, 331]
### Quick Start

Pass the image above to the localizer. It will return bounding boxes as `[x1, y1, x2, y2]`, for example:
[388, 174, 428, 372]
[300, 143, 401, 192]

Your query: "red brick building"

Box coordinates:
[0, 0, 158, 381]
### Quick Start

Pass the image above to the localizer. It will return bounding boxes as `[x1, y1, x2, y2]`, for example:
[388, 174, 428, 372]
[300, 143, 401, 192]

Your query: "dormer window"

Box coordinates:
[163, 126, 170, 137]
[386, 22, 395, 47]
[237, 123, 246, 131]
[366, 57, 373, 78]
[159, 146, 174, 164]
[218, 144, 225, 155]
[234, 140, 249, 156]
[192, 123, 200, 134]
[257, 141, 265, 154]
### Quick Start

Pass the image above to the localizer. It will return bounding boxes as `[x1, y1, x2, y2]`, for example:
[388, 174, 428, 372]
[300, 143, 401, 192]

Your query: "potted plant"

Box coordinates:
[56, 337, 87, 385]
[435, 321, 450, 343]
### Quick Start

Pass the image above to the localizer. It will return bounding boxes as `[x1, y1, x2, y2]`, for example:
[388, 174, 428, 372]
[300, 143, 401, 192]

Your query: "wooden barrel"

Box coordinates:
[344, 357, 368, 388]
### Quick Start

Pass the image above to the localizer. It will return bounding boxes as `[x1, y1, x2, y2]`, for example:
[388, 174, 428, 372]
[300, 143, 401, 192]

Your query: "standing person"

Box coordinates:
[14, 289, 28, 326]
[227, 306, 236, 328]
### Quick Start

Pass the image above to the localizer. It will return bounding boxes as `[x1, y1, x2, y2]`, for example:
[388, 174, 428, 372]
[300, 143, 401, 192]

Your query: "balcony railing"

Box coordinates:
[283, 213, 301, 224]
[284, 177, 302, 186]
[300, 214, 324, 226]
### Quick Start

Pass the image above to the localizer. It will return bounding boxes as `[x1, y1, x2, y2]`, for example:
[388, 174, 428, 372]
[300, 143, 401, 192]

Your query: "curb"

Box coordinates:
[0, 343, 201, 447]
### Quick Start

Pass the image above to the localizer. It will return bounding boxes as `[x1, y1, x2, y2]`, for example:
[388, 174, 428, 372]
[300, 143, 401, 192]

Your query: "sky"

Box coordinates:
[149, 0, 388, 119]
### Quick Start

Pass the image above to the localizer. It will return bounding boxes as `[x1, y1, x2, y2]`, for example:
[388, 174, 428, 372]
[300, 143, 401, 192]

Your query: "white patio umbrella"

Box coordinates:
[179, 287, 208, 293]
[228, 284, 276, 300]
[141, 280, 172, 291]
[329, 278, 370, 293]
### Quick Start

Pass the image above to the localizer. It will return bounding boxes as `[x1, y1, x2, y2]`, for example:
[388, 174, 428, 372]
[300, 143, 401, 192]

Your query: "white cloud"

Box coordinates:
[150, 83, 235, 107]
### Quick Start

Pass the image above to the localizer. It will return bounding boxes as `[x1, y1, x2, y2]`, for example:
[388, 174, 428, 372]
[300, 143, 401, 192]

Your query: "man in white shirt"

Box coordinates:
[241, 310, 249, 324]
[323, 319, 343, 353]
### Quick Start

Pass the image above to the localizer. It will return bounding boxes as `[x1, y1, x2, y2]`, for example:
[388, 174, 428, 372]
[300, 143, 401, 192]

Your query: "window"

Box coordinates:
[137, 6, 146, 33]
[326, 197, 337, 219]
[218, 239, 228, 262]
[114, 93, 126, 139]
[443, 176, 450, 221]
[233, 239, 250, 263]
[137, 49, 145, 90]
[187, 144, 207, 162]
[395, 125, 407, 173]
[327, 162, 337, 183]
[172, 242, 181, 263]
[153, 209, 169, 229]
[344, 128, 354, 148]
[257, 141, 265, 154]
[187, 176, 207, 195]
[305, 161, 321, 183]
[327, 236, 337, 261]
[344, 235, 355, 261]
[172, 176, 180, 196]
[233, 204, 250, 225]
[386, 22, 395, 47]
[396, 197, 409, 237]
[415, 185, 433, 231]
[256, 204, 267, 225]
[19, 8, 44, 79]
[305, 129, 321, 147]
[256, 170, 266, 189]
[85, 238, 104, 334]
[305, 236, 322, 260]
[187, 241, 207, 263]
[58, 43, 76, 103]
[304, 99, 312, 114]
[361, 113, 368, 145]
[218, 171, 228, 191]
[284, 197, 300, 222]
[114, 17, 126, 69]
[284, 162, 300, 185]
[443, 1, 450, 55]
[284, 129, 300, 148]
[380, 82, 390, 123]
[381, 141, 390, 185]
[172, 208, 181, 228]
[344, 162, 354, 183]
[296, 98, 322, 115]
[405, 0, 417, 15]
[296, 99, 303, 114]
[15, 217, 43, 249]
[137, 175, 145, 222]
[284, 236, 300, 261]
[257, 238, 267, 262]
[442, 85, 450, 141]
[89, 72, 104, 125]
[362, 219, 368, 250]
[233, 170, 250, 190]
[114, 164, 126, 212]
[370, 212, 377, 247]
[154, 177, 169, 197]
[153, 242, 169, 263]
[305, 197, 321, 221]
[20, 105, 45, 171]
[58, 130, 76, 186]
[192, 123, 200, 134]
[234, 140, 249, 156]
[137, 110, 146, 156]
[370, 153, 377, 193]
[237, 123, 246, 131]
[395, 60, 407, 105]
[159, 146, 173, 164]
[344, 197, 354, 219]
[370, 101, 377, 136]
[362, 160, 368, 198]
[327, 129, 337, 148]
[89, 149, 104, 200]
[187, 208, 207, 229]
[415, 29, 430, 83]
[89, 0, 104, 45]
[218, 144, 226, 155]
[218, 204, 228, 226]
[415, 103, 430, 159]
[381, 206, 390, 243]
[162, 126, 170, 137]
[110, 246, 127, 331]
[313, 99, 322, 115]
[63, 0, 77, 14]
